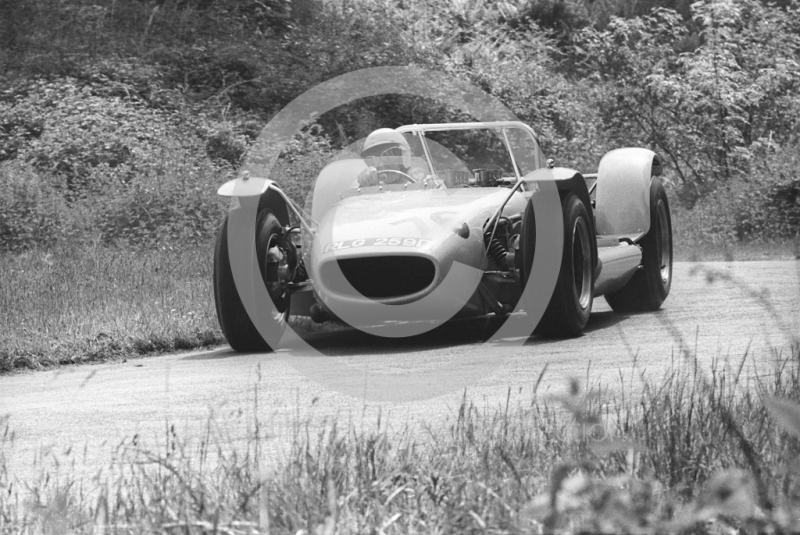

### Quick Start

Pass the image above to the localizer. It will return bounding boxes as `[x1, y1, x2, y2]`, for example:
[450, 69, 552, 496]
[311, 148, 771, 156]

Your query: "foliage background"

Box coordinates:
[1, 0, 799, 252]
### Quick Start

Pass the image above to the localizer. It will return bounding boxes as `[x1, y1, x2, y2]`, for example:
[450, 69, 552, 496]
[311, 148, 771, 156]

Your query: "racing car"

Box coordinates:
[213, 121, 672, 351]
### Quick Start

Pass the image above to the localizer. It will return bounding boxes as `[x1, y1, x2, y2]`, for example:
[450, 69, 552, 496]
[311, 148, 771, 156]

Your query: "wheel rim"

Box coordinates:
[573, 217, 592, 310]
[656, 199, 671, 286]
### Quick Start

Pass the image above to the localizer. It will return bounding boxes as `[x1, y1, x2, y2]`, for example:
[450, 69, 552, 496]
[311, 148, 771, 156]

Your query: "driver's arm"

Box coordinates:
[355, 166, 379, 187]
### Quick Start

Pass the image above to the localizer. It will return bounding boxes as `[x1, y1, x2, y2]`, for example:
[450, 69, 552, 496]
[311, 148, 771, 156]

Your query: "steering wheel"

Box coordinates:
[379, 169, 416, 183]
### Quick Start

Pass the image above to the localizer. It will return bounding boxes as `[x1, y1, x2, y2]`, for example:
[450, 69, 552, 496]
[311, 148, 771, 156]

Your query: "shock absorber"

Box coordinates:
[485, 218, 510, 270]
[293, 259, 308, 283]
[487, 237, 508, 270]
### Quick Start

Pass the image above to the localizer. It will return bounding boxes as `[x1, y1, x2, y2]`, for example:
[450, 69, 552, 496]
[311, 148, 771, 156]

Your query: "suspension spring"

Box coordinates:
[487, 237, 508, 270]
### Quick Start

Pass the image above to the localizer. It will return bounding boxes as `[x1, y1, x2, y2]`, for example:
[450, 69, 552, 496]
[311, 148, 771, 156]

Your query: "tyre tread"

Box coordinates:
[605, 178, 672, 313]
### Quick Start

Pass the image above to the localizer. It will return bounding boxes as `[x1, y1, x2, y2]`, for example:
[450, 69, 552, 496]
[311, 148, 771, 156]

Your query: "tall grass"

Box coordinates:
[0, 242, 221, 372]
[3, 346, 800, 534]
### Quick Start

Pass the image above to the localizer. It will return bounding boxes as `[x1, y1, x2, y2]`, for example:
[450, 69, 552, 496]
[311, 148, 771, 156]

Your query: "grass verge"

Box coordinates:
[2, 344, 800, 533]
[673, 236, 800, 262]
[0, 242, 223, 373]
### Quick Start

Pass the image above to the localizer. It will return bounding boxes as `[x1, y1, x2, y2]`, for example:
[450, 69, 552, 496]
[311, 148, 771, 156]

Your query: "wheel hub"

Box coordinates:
[265, 237, 293, 307]
[573, 218, 592, 310]
[657, 200, 671, 286]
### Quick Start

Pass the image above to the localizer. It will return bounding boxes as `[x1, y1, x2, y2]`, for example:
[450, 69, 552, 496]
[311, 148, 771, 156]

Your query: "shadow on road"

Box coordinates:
[185, 309, 627, 360]
[583, 310, 624, 334]
[181, 347, 258, 361]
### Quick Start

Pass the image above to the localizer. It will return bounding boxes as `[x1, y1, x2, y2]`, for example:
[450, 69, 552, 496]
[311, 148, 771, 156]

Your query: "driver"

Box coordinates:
[355, 129, 433, 187]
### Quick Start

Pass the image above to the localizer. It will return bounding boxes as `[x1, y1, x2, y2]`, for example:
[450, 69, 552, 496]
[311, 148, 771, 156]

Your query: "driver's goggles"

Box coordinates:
[364, 146, 404, 167]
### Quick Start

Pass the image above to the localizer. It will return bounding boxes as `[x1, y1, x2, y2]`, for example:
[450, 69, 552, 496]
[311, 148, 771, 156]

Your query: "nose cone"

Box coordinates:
[306, 188, 521, 324]
[318, 254, 438, 303]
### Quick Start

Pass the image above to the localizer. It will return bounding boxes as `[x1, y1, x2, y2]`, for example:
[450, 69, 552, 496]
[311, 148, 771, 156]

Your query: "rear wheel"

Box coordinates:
[213, 205, 294, 352]
[521, 192, 594, 338]
[605, 177, 672, 312]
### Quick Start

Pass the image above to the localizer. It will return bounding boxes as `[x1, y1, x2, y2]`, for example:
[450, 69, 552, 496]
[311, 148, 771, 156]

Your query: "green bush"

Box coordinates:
[732, 179, 800, 241]
[268, 124, 337, 208]
[92, 171, 226, 247]
[573, 0, 800, 189]
[0, 77, 192, 192]
[0, 162, 67, 251]
[765, 180, 800, 235]
[1, 0, 799, 249]
[671, 144, 800, 243]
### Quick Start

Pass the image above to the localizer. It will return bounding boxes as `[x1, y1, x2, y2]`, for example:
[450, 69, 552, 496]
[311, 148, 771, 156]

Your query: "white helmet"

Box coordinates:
[361, 128, 410, 156]
[361, 128, 412, 170]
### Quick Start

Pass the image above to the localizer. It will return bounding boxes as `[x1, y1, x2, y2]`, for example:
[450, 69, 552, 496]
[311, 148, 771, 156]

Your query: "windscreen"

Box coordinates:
[423, 128, 516, 178]
[504, 127, 543, 176]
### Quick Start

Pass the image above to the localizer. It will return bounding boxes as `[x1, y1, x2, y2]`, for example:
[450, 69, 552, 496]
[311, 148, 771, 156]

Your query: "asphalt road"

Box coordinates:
[2, 261, 799, 482]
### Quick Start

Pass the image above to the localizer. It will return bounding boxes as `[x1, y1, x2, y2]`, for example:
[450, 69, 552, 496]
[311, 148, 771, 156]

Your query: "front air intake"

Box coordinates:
[320, 256, 436, 300]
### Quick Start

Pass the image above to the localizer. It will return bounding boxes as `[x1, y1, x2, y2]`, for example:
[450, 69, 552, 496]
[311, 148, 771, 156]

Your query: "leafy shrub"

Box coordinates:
[508, 0, 590, 38]
[204, 126, 249, 166]
[1, 0, 799, 249]
[671, 144, 800, 243]
[766, 179, 800, 233]
[267, 124, 337, 208]
[574, 0, 800, 189]
[732, 178, 800, 241]
[0, 162, 68, 252]
[93, 175, 226, 247]
[0, 77, 197, 193]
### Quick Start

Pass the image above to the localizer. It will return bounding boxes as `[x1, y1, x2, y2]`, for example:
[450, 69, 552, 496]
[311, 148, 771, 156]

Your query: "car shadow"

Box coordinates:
[282, 315, 510, 357]
[182, 347, 252, 361]
[185, 309, 627, 361]
[583, 310, 624, 333]
[179, 318, 502, 361]
[521, 310, 624, 347]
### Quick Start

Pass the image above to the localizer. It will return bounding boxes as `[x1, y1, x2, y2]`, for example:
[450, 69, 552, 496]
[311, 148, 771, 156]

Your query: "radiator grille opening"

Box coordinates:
[320, 256, 435, 299]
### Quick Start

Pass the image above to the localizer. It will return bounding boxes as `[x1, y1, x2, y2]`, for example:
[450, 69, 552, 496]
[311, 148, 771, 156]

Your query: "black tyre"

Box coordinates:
[213, 205, 293, 352]
[605, 177, 672, 312]
[521, 192, 594, 338]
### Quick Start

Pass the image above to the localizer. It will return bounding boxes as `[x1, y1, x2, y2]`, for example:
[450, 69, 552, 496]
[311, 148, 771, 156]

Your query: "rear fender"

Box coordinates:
[595, 148, 662, 241]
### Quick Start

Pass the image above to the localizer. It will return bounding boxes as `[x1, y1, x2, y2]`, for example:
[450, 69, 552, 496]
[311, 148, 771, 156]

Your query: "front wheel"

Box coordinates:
[521, 192, 594, 338]
[213, 205, 294, 352]
[605, 177, 672, 312]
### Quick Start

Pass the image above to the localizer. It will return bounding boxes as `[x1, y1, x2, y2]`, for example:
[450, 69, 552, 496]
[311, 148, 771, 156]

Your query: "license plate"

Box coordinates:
[323, 237, 432, 253]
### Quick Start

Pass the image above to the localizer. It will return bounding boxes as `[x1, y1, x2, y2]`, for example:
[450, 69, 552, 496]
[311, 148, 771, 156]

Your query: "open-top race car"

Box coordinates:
[213, 121, 672, 351]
